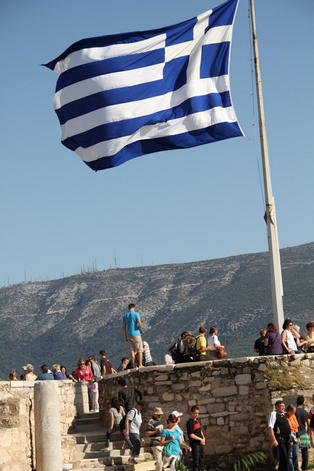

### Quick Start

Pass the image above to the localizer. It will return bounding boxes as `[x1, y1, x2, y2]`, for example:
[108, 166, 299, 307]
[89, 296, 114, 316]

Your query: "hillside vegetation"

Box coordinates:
[0, 242, 313, 380]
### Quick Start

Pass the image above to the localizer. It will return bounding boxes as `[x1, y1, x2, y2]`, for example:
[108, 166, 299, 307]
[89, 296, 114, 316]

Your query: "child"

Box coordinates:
[88, 376, 99, 413]
[187, 406, 206, 471]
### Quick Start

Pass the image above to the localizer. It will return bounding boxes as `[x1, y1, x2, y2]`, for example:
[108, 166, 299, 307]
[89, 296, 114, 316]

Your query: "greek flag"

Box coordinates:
[44, 0, 243, 171]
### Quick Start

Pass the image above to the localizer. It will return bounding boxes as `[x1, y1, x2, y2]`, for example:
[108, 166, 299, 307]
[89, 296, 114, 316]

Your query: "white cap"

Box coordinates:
[171, 410, 183, 417]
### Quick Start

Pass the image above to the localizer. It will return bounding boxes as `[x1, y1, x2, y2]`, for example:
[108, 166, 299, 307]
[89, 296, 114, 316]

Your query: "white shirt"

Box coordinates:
[127, 408, 142, 434]
[164, 354, 174, 364]
[207, 335, 221, 351]
[285, 330, 297, 351]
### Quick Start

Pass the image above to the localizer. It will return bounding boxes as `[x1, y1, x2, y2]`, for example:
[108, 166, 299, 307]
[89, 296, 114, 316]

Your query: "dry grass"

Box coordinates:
[264, 364, 305, 390]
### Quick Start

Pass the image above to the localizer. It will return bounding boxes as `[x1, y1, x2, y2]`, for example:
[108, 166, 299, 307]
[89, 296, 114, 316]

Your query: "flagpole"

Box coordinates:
[250, 0, 285, 330]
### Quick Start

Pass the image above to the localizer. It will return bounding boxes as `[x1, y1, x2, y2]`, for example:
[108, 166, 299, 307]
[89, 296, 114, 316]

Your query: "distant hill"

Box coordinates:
[1, 242, 313, 380]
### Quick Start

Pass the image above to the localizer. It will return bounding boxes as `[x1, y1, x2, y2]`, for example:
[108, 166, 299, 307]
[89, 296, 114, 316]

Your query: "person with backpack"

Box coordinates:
[103, 397, 132, 451]
[193, 326, 212, 362]
[125, 400, 145, 464]
[169, 332, 194, 364]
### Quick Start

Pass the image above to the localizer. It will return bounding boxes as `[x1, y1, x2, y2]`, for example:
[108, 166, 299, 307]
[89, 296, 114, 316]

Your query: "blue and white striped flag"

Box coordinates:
[44, 0, 243, 171]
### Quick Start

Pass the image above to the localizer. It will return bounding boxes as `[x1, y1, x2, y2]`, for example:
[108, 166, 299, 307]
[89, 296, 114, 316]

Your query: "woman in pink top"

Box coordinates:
[75, 358, 93, 382]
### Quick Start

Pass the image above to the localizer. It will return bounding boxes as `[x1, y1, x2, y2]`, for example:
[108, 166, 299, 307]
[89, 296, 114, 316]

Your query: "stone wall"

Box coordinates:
[0, 380, 89, 471]
[99, 353, 314, 469]
[1, 355, 313, 470]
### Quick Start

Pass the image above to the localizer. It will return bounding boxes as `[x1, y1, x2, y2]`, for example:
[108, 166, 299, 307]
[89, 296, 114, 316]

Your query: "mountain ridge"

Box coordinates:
[1, 242, 313, 380]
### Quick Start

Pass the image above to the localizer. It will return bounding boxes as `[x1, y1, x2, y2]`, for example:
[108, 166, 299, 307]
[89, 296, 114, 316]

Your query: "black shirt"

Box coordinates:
[118, 386, 143, 412]
[295, 407, 308, 436]
[187, 418, 203, 445]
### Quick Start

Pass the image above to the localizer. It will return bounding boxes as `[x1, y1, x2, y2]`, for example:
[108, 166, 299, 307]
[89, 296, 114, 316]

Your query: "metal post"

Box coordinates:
[250, 0, 284, 330]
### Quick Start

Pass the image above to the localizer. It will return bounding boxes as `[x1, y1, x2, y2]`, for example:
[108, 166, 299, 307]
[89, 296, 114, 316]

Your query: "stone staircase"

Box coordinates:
[67, 412, 158, 471]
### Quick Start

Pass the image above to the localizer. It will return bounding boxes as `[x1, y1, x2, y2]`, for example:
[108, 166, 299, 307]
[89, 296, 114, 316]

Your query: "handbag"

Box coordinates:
[216, 345, 227, 359]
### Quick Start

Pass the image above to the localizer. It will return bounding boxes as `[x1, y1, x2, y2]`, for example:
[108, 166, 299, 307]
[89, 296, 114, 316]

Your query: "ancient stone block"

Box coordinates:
[212, 386, 237, 397]
[235, 374, 251, 385]
[162, 392, 174, 401]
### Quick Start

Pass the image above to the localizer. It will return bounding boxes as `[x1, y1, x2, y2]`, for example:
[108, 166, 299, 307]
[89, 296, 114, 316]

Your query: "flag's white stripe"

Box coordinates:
[61, 75, 229, 140]
[75, 106, 237, 162]
[54, 33, 167, 74]
[186, 11, 210, 82]
[54, 24, 232, 111]
[54, 62, 164, 110]
[165, 25, 232, 62]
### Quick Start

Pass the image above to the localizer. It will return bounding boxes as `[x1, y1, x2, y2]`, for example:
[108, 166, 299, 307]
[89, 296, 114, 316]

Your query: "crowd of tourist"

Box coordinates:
[103, 377, 204, 471]
[268, 395, 314, 471]
[254, 320, 314, 356]
[8, 304, 314, 470]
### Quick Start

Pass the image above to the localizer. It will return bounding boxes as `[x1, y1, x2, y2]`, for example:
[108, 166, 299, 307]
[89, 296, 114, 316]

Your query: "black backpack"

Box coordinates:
[169, 339, 182, 362]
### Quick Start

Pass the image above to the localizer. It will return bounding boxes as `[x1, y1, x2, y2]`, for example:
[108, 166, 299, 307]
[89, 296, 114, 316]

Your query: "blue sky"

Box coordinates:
[1, 0, 313, 286]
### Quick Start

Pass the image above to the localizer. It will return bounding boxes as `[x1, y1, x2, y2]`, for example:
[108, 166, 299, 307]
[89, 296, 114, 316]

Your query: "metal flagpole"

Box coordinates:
[250, 0, 285, 330]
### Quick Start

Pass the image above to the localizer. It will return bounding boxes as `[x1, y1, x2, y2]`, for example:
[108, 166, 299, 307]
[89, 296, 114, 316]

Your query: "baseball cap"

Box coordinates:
[171, 410, 183, 417]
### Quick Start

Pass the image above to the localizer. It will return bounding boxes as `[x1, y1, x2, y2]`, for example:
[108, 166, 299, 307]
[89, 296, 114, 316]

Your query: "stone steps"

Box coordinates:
[66, 411, 158, 470]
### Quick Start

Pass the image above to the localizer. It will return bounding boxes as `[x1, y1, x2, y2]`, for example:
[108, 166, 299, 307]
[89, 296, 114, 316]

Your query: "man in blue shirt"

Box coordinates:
[36, 364, 54, 380]
[123, 304, 143, 368]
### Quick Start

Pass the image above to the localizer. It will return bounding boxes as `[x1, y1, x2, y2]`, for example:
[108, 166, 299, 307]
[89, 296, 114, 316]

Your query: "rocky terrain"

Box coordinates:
[0, 242, 313, 379]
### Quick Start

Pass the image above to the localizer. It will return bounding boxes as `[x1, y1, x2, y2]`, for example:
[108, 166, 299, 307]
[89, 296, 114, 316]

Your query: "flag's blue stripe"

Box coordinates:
[165, 17, 196, 46]
[62, 91, 232, 151]
[208, 0, 238, 30]
[56, 49, 165, 92]
[84, 121, 243, 171]
[44, 16, 197, 71]
[56, 57, 189, 125]
[200, 43, 229, 79]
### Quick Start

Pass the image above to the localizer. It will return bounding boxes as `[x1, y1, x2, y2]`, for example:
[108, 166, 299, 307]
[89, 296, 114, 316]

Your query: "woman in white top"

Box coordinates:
[207, 326, 224, 358]
[281, 319, 298, 354]
[104, 397, 125, 451]
[164, 349, 175, 365]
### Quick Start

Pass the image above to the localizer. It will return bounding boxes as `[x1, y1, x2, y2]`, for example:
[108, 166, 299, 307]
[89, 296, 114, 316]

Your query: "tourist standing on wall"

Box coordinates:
[264, 323, 283, 355]
[23, 364, 37, 381]
[52, 364, 67, 380]
[118, 357, 129, 372]
[125, 400, 145, 464]
[268, 400, 293, 471]
[146, 406, 164, 471]
[187, 405, 206, 471]
[194, 326, 211, 362]
[253, 329, 267, 355]
[207, 326, 224, 359]
[99, 350, 117, 375]
[88, 355, 102, 378]
[122, 303, 143, 368]
[282, 319, 298, 354]
[143, 341, 153, 366]
[36, 364, 54, 380]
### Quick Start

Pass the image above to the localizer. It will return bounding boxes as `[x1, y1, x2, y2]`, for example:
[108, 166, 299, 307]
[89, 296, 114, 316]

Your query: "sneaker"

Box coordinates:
[133, 458, 139, 464]
[103, 447, 110, 452]
[128, 457, 134, 463]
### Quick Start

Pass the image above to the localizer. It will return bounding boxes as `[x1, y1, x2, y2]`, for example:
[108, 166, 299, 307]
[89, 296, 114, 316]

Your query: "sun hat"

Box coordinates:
[171, 410, 183, 417]
[154, 407, 164, 415]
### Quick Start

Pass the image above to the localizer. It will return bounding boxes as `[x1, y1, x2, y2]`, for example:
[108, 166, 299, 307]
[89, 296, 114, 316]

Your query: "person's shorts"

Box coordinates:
[127, 336, 143, 353]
